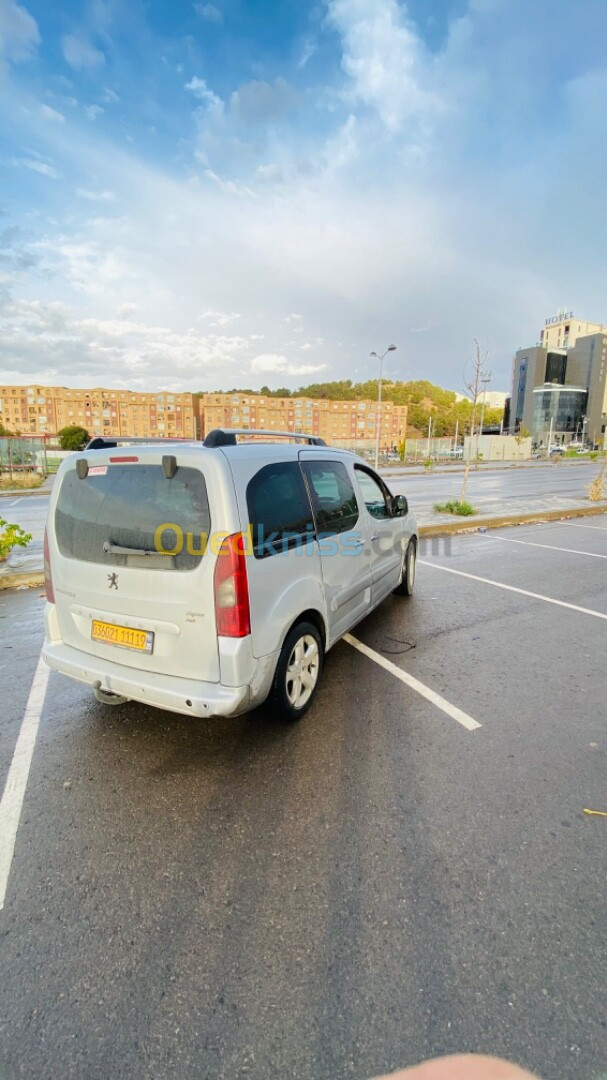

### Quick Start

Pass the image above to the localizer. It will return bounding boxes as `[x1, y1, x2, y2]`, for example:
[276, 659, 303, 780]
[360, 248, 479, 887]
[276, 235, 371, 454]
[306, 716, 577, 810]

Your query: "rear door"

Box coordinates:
[352, 464, 403, 601]
[299, 454, 372, 643]
[51, 453, 226, 682]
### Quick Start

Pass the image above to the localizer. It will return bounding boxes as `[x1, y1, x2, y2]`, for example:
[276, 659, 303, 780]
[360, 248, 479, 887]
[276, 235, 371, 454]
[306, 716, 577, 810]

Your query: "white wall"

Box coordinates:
[463, 435, 532, 461]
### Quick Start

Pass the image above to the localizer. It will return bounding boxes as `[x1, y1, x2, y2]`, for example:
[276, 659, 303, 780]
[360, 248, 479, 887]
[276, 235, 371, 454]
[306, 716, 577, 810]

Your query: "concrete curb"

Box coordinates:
[0, 503, 605, 590]
[0, 486, 51, 499]
[418, 504, 607, 538]
[0, 570, 45, 591]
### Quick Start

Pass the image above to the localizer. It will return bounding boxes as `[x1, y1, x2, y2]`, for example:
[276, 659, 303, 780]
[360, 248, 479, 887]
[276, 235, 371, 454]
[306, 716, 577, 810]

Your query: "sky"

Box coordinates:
[1, 0, 607, 395]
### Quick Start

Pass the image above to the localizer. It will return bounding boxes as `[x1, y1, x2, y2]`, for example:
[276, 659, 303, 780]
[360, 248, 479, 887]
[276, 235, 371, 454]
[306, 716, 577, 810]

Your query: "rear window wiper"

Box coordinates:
[102, 541, 167, 556]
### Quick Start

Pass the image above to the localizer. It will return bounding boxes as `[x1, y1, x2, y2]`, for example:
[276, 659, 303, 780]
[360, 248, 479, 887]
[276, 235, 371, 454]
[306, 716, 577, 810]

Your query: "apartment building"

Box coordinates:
[199, 393, 408, 446]
[0, 385, 198, 439]
[509, 311, 607, 446]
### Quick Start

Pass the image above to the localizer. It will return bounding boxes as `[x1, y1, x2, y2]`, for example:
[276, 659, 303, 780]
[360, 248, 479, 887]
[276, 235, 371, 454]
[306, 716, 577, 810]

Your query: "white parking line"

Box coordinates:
[344, 634, 481, 731]
[0, 654, 49, 911]
[419, 560, 607, 621]
[481, 534, 607, 559]
[563, 522, 607, 531]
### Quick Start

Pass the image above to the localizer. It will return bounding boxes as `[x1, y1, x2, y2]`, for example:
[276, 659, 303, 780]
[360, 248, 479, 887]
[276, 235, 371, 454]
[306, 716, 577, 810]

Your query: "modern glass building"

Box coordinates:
[509, 312, 607, 447]
[531, 385, 587, 443]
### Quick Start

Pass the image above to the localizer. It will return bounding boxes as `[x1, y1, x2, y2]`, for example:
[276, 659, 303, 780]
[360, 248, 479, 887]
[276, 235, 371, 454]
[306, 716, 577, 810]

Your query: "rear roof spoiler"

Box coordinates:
[203, 428, 326, 447]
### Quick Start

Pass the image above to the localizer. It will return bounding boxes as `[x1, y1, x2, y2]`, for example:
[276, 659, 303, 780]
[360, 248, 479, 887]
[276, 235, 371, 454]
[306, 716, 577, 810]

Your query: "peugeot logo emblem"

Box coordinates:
[108, 573, 119, 590]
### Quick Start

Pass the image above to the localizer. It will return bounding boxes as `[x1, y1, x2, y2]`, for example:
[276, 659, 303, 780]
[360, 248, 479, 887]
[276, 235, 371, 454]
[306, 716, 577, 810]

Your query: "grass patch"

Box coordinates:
[0, 472, 44, 491]
[434, 499, 477, 516]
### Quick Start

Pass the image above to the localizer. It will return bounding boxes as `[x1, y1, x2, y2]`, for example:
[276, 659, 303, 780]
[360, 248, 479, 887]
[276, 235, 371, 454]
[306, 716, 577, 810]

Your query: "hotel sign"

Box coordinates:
[545, 309, 573, 325]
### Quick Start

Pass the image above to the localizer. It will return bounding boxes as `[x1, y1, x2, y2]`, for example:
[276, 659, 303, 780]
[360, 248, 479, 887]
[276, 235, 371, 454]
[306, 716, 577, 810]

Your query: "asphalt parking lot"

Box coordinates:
[0, 518, 606, 1080]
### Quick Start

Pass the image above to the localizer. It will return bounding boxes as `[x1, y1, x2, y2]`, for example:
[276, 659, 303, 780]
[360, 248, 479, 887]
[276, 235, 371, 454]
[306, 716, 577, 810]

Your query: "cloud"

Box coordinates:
[230, 77, 299, 126]
[62, 34, 105, 71]
[204, 169, 254, 198]
[116, 302, 138, 319]
[7, 0, 607, 398]
[250, 353, 327, 376]
[199, 309, 242, 327]
[40, 103, 65, 123]
[194, 2, 222, 24]
[297, 37, 317, 69]
[11, 157, 60, 179]
[85, 104, 104, 120]
[76, 188, 116, 202]
[322, 114, 358, 173]
[255, 163, 283, 183]
[0, 222, 39, 272]
[0, 0, 39, 63]
[99, 86, 119, 104]
[0, 298, 258, 388]
[184, 76, 224, 122]
[326, 0, 441, 133]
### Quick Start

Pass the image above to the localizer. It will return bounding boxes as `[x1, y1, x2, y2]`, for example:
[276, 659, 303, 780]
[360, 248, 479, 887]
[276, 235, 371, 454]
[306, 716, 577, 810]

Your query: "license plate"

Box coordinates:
[91, 620, 154, 653]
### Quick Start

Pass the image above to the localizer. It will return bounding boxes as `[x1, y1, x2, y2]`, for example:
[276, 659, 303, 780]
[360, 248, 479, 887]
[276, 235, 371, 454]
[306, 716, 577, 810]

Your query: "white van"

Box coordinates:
[43, 431, 417, 721]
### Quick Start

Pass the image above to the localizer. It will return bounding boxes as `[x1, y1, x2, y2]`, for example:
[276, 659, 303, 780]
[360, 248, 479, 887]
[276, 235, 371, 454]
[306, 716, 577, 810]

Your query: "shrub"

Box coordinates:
[57, 425, 90, 451]
[0, 519, 33, 561]
[434, 499, 477, 516]
[587, 459, 607, 502]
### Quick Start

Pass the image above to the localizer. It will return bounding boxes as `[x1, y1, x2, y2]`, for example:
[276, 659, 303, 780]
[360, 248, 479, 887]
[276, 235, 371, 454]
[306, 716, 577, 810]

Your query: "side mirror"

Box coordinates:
[390, 494, 408, 516]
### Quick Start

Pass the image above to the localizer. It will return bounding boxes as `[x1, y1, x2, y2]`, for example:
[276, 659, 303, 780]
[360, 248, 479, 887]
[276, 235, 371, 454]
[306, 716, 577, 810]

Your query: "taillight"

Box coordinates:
[213, 533, 250, 638]
[43, 527, 55, 603]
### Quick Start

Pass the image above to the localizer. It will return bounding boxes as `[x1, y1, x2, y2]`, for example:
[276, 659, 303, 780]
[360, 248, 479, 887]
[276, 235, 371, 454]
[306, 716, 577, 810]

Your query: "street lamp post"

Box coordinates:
[581, 415, 588, 448]
[370, 345, 396, 470]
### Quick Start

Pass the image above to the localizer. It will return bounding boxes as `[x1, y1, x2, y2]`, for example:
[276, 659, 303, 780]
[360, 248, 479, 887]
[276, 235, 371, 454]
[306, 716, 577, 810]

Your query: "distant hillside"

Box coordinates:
[194, 379, 505, 437]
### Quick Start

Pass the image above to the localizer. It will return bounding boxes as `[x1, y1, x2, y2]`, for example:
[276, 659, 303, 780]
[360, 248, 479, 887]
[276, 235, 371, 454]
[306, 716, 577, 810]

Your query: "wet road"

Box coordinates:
[1, 518, 606, 1079]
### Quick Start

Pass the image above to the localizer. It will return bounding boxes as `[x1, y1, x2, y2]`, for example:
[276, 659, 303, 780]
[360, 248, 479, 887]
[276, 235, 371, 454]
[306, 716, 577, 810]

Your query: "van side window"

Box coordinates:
[354, 466, 391, 519]
[246, 462, 314, 558]
[302, 461, 359, 536]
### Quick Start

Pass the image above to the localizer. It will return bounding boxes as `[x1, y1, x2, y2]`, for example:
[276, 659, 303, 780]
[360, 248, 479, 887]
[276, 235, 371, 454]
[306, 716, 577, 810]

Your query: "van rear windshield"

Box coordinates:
[55, 464, 211, 571]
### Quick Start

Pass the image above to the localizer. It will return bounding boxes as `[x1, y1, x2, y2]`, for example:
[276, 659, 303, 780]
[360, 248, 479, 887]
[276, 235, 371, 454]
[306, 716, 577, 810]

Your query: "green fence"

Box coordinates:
[0, 437, 50, 477]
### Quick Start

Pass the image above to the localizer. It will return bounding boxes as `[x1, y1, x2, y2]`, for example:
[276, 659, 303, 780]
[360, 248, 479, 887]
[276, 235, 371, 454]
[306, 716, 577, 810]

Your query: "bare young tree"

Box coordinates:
[460, 339, 490, 503]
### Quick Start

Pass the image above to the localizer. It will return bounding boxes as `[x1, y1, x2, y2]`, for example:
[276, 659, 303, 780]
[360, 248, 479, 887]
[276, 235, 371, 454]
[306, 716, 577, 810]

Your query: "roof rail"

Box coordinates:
[85, 436, 193, 450]
[203, 428, 326, 448]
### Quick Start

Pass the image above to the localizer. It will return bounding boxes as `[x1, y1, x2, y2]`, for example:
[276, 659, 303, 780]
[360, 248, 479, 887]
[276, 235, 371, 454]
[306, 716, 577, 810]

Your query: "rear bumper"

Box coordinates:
[42, 640, 252, 719]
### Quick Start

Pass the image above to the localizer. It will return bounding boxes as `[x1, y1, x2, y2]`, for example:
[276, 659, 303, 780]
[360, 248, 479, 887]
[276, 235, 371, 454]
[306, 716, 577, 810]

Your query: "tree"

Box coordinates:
[0, 421, 13, 437]
[57, 425, 90, 451]
[514, 424, 531, 464]
[461, 340, 490, 502]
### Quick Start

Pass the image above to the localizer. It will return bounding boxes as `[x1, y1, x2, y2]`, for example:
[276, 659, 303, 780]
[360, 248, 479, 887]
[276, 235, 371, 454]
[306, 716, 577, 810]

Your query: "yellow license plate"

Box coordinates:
[91, 620, 154, 653]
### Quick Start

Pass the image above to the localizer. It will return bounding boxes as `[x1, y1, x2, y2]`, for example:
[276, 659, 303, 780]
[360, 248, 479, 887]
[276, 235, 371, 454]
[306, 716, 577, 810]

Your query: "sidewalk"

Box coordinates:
[0, 475, 55, 499]
[417, 491, 607, 530]
[378, 457, 601, 479]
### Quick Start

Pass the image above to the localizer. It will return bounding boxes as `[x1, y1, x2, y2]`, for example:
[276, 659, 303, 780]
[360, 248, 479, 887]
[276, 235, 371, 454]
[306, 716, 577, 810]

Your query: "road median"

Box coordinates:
[419, 503, 607, 538]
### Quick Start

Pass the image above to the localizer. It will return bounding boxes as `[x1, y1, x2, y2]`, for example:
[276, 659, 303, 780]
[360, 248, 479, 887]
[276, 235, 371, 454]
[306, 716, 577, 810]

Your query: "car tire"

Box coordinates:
[270, 621, 324, 721]
[393, 538, 416, 596]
